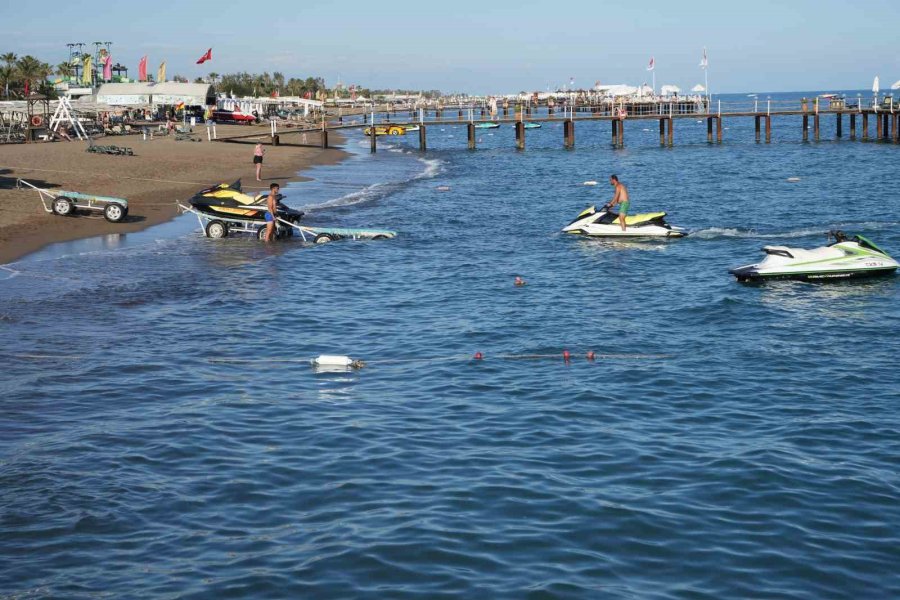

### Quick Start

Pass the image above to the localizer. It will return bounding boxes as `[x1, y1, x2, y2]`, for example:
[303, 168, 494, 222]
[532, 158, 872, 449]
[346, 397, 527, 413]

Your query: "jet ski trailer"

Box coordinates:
[17, 178, 128, 223]
[178, 203, 397, 244]
[562, 205, 686, 238]
[730, 231, 899, 282]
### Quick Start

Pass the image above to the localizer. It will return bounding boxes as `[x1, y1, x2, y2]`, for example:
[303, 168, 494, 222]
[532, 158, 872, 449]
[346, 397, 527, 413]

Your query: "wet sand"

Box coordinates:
[0, 124, 346, 264]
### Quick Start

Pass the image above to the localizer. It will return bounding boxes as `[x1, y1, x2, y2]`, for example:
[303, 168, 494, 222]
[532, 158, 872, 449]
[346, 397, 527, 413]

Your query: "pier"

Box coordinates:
[217, 97, 900, 151]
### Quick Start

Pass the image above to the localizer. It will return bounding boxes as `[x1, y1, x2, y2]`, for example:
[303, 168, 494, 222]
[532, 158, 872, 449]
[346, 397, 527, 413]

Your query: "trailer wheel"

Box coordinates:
[205, 220, 228, 239]
[257, 226, 268, 240]
[314, 233, 334, 244]
[52, 197, 74, 216]
[104, 203, 126, 223]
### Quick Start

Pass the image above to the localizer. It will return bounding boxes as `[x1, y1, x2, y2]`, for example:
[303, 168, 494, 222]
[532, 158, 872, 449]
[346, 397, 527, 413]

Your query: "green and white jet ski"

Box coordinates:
[730, 231, 899, 282]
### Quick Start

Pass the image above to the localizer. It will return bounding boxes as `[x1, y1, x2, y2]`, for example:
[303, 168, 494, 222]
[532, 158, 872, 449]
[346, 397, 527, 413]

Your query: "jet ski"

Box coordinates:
[474, 122, 501, 129]
[730, 231, 899, 282]
[562, 205, 686, 238]
[188, 180, 304, 226]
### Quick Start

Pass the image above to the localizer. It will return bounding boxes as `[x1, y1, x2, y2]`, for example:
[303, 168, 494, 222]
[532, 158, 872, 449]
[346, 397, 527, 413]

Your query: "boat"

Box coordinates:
[474, 122, 500, 129]
[729, 231, 899, 282]
[403, 124, 420, 132]
[188, 180, 304, 226]
[364, 124, 406, 136]
[562, 205, 686, 238]
[523, 122, 542, 129]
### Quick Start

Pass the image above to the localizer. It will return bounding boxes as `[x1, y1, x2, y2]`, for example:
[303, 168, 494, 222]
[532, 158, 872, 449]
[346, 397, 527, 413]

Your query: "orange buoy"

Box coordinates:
[563, 350, 571, 361]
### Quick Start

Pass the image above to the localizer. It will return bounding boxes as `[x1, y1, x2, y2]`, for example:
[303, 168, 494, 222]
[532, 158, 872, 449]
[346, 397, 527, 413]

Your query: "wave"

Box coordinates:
[303, 156, 444, 212]
[692, 221, 900, 240]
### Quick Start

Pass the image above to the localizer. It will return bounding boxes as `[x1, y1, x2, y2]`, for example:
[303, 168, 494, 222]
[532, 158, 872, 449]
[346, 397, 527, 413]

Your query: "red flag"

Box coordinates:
[24, 79, 30, 96]
[138, 56, 147, 81]
[196, 48, 212, 64]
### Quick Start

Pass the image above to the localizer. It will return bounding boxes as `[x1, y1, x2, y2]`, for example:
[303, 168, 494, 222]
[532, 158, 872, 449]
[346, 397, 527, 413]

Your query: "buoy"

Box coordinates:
[514, 276, 526, 286]
[474, 352, 483, 360]
[583, 181, 598, 186]
[562, 350, 571, 361]
[586, 351, 595, 361]
[311, 355, 364, 369]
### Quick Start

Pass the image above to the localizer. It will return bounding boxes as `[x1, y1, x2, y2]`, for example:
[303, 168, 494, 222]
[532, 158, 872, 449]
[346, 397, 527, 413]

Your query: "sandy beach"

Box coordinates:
[0, 124, 346, 264]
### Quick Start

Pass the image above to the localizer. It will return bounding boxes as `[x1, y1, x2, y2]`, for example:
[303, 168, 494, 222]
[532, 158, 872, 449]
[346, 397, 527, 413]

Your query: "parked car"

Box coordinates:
[211, 109, 257, 125]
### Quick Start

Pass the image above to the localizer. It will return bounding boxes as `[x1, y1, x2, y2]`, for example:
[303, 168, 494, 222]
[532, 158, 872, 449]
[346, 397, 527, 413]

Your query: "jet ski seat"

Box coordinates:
[764, 245, 843, 261]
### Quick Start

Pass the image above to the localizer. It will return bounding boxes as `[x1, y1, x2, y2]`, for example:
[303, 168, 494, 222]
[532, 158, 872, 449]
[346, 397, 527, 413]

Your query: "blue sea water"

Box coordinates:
[2, 91, 900, 598]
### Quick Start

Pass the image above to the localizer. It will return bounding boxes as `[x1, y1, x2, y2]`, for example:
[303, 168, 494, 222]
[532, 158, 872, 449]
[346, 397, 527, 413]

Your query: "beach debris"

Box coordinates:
[787, 177, 801, 182]
[86, 144, 133, 156]
[514, 276, 527, 286]
[583, 181, 598, 186]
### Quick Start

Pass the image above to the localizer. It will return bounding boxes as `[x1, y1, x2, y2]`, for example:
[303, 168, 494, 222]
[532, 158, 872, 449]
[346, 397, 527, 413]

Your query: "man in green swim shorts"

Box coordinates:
[607, 174, 630, 231]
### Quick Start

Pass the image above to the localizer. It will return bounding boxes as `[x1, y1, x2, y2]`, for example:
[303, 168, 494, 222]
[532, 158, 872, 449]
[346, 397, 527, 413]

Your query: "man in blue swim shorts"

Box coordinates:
[607, 174, 630, 231]
[265, 182, 279, 242]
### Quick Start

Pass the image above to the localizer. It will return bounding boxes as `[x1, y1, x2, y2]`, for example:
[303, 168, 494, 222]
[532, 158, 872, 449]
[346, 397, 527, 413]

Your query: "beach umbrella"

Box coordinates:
[891, 80, 900, 90]
[872, 76, 879, 94]
[660, 85, 681, 96]
[691, 84, 705, 92]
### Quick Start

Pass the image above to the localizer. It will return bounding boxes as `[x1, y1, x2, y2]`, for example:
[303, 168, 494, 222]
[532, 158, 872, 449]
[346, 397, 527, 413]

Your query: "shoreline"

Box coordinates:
[0, 125, 348, 265]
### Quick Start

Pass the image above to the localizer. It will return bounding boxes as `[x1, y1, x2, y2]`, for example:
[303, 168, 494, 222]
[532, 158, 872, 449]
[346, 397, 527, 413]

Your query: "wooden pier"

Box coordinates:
[217, 100, 900, 152]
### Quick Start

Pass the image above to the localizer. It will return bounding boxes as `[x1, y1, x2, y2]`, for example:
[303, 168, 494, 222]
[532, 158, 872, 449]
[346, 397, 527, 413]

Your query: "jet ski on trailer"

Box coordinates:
[730, 230, 899, 282]
[188, 180, 304, 225]
[562, 205, 686, 238]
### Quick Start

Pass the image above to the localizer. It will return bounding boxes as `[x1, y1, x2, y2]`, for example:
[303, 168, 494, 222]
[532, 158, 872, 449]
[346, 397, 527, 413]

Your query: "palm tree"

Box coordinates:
[16, 55, 45, 96]
[207, 71, 218, 84]
[56, 61, 74, 80]
[1, 52, 17, 98]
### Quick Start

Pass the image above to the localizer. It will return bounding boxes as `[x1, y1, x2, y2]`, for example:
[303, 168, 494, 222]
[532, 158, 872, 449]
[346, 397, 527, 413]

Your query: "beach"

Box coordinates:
[0, 125, 346, 264]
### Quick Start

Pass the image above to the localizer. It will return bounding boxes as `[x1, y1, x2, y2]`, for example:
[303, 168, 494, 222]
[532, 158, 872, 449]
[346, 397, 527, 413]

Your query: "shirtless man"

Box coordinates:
[607, 174, 630, 231]
[264, 182, 279, 242]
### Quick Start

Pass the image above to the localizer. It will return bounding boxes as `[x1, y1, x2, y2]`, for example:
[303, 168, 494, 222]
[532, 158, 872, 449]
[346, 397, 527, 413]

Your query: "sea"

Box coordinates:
[2, 91, 899, 599]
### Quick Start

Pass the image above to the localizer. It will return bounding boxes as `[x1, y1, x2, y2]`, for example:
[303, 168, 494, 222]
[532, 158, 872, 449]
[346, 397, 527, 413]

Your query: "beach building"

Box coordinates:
[96, 82, 215, 108]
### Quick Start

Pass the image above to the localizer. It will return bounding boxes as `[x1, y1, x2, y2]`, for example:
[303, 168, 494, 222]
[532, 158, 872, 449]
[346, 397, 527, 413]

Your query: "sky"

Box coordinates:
[2, 0, 899, 95]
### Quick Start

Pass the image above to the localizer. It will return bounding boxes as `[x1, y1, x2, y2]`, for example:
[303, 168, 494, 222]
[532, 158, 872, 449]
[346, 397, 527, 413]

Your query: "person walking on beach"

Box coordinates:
[264, 182, 279, 242]
[607, 174, 630, 231]
[253, 142, 265, 181]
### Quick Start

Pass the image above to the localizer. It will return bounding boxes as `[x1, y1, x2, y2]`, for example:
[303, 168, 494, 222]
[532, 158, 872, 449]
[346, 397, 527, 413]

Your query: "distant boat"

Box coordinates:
[747, 94, 758, 97]
[475, 122, 500, 129]
[523, 122, 542, 129]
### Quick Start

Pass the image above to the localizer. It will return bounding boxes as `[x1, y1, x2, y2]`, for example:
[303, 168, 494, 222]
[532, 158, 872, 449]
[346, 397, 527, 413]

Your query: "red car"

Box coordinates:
[211, 109, 257, 125]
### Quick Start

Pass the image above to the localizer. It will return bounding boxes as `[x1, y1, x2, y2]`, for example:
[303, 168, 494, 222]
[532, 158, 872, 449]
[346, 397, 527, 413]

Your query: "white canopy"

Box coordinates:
[873, 76, 880, 93]
[638, 84, 653, 96]
[691, 84, 706, 92]
[596, 84, 638, 96]
[660, 85, 681, 95]
[891, 79, 900, 90]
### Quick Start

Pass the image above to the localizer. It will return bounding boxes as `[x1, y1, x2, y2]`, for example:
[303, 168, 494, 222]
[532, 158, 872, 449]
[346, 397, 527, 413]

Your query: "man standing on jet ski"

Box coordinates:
[264, 182, 279, 242]
[607, 175, 630, 231]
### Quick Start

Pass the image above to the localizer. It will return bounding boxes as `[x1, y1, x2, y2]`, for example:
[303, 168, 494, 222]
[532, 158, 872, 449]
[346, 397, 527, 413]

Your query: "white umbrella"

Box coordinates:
[660, 85, 681, 96]
[873, 76, 880, 94]
[891, 80, 900, 90]
[691, 84, 706, 92]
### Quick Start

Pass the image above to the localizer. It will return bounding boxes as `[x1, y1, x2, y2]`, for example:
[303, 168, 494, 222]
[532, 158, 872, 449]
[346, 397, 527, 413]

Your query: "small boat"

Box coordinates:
[730, 231, 899, 282]
[474, 122, 500, 129]
[403, 124, 420, 132]
[523, 122, 542, 129]
[364, 124, 406, 136]
[562, 205, 686, 239]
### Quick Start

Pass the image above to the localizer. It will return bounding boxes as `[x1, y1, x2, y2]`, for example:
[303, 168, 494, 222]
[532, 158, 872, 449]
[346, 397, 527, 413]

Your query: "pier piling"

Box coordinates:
[892, 114, 898, 143]
[618, 120, 624, 147]
[567, 119, 575, 148]
[716, 117, 723, 143]
[814, 114, 820, 141]
[765, 116, 772, 143]
[667, 118, 674, 146]
[419, 125, 427, 151]
[862, 113, 868, 140]
[321, 129, 329, 149]
[370, 129, 376, 153]
[850, 113, 856, 139]
[612, 120, 618, 147]
[836, 113, 842, 138]
[876, 113, 883, 139]
[883, 114, 890, 140]
[467, 123, 475, 150]
[802, 115, 809, 141]
[659, 119, 666, 146]
[754, 116, 761, 142]
[515, 121, 525, 150]
[707, 117, 713, 143]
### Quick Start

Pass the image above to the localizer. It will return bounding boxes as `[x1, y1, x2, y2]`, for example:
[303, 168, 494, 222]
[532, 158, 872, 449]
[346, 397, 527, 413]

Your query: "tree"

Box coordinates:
[15, 55, 49, 96]
[1, 52, 17, 98]
[56, 61, 74, 79]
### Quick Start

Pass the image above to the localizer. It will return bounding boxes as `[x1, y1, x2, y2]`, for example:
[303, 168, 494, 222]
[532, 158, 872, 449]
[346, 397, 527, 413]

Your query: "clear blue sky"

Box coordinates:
[3, 0, 898, 94]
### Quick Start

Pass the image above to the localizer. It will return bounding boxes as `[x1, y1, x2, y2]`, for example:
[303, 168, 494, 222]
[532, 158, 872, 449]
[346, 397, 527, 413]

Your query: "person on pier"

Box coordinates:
[607, 175, 630, 231]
